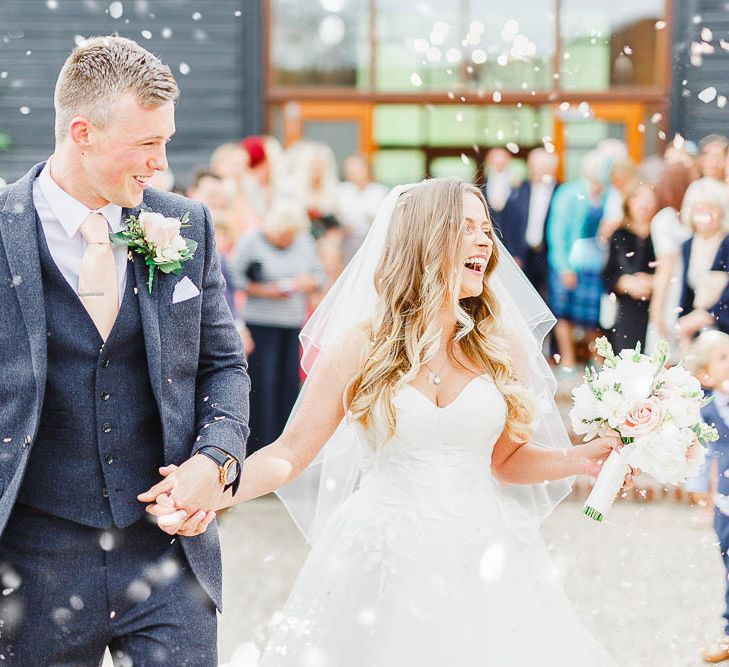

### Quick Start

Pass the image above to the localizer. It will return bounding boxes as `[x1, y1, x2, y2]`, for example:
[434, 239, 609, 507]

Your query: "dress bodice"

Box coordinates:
[355, 375, 507, 504]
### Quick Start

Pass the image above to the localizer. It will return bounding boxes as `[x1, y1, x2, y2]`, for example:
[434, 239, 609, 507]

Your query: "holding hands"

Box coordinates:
[138, 456, 222, 537]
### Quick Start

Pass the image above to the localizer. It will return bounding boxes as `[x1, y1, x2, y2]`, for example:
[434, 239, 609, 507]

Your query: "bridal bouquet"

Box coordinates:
[570, 337, 718, 522]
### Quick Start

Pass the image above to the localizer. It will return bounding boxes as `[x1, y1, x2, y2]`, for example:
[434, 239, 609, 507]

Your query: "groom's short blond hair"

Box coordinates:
[54, 35, 179, 141]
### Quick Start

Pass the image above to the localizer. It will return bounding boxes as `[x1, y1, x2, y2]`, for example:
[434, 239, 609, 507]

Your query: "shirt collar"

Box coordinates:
[37, 159, 123, 238]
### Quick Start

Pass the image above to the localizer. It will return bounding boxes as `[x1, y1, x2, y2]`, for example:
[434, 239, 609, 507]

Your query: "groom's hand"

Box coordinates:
[138, 456, 225, 524]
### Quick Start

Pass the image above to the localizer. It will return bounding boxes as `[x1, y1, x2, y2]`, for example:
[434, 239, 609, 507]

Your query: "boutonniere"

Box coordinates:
[110, 211, 198, 294]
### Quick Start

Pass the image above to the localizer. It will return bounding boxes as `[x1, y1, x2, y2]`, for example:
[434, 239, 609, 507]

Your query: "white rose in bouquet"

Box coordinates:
[601, 353, 655, 405]
[627, 423, 694, 485]
[658, 365, 702, 398]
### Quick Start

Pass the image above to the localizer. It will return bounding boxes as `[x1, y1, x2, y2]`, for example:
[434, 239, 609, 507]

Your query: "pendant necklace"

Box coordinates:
[424, 358, 448, 385]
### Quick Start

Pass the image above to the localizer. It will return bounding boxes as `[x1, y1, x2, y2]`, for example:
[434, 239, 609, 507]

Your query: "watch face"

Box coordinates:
[226, 461, 240, 484]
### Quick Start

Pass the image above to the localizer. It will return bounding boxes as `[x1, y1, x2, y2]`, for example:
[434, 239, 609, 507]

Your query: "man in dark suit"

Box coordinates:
[499, 148, 559, 298]
[0, 36, 249, 665]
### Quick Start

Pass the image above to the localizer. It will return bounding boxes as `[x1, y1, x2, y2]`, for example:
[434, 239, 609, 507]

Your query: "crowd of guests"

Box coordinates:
[157, 137, 388, 456]
[148, 131, 729, 477]
[488, 135, 729, 373]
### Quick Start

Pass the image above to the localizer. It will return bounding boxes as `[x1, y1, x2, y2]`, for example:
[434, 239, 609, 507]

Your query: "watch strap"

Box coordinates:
[198, 446, 240, 493]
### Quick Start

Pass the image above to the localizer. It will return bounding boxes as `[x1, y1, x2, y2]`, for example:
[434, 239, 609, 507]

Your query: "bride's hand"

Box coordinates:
[575, 436, 640, 490]
[143, 465, 217, 536]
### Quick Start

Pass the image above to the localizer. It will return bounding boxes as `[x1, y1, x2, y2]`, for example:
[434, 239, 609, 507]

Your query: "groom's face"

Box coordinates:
[85, 91, 176, 208]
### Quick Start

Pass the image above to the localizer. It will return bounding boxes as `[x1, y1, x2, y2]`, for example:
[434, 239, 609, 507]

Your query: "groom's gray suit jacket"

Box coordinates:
[0, 162, 250, 610]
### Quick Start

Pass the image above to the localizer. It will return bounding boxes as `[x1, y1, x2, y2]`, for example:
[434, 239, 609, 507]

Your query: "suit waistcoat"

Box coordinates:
[17, 215, 164, 528]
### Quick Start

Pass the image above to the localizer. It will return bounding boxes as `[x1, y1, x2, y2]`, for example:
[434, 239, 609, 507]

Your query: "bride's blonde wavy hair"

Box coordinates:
[344, 177, 535, 444]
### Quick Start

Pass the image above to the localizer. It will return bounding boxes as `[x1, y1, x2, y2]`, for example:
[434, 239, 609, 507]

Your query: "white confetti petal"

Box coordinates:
[109, 1, 123, 19]
[698, 86, 717, 103]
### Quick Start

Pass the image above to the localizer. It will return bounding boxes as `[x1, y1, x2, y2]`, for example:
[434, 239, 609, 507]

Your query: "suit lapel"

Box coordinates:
[0, 164, 48, 407]
[126, 204, 163, 411]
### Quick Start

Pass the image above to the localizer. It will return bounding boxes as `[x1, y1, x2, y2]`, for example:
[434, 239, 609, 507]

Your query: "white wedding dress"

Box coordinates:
[255, 375, 616, 666]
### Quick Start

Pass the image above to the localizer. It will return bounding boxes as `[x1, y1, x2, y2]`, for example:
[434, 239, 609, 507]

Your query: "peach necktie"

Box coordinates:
[78, 212, 119, 341]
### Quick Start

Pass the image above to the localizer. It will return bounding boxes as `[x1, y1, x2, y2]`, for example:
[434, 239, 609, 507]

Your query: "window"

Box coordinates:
[270, 0, 370, 87]
[560, 0, 665, 91]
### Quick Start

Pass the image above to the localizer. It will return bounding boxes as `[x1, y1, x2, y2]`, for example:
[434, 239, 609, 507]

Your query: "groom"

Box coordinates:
[0, 36, 249, 665]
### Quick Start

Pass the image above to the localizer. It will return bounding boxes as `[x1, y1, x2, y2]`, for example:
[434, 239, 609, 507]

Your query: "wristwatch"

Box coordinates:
[198, 446, 240, 489]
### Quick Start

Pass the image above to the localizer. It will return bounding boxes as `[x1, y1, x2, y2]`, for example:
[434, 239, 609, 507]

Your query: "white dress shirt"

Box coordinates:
[525, 182, 554, 249]
[335, 181, 388, 236]
[485, 170, 512, 212]
[33, 160, 127, 304]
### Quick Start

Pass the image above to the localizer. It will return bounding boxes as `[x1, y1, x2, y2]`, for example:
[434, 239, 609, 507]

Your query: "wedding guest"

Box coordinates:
[664, 134, 700, 179]
[282, 140, 343, 283]
[481, 147, 519, 234]
[230, 199, 327, 454]
[212, 210, 255, 358]
[499, 147, 558, 297]
[149, 167, 175, 192]
[336, 153, 388, 263]
[210, 142, 260, 232]
[676, 178, 729, 346]
[698, 134, 728, 182]
[241, 135, 273, 219]
[684, 331, 729, 663]
[646, 162, 694, 354]
[187, 169, 232, 211]
[210, 208, 239, 314]
[210, 142, 249, 191]
[601, 159, 638, 233]
[602, 183, 658, 350]
[547, 150, 610, 370]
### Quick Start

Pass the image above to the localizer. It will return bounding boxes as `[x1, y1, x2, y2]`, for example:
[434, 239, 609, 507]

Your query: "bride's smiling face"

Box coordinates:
[458, 191, 494, 299]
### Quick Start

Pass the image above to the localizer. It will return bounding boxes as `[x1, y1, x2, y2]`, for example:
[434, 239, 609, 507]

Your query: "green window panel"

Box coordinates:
[428, 106, 482, 147]
[430, 156, 478, 181]
[373, 105, 426, 147]
[373, 150, 427, 186]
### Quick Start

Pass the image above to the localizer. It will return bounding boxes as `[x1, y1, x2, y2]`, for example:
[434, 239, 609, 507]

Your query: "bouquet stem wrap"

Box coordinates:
[582, 449, 629, 522]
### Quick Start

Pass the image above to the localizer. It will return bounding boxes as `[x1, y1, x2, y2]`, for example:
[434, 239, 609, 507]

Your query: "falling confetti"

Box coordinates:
[109, 1, 123, 19]
[695, 87, 714, 103]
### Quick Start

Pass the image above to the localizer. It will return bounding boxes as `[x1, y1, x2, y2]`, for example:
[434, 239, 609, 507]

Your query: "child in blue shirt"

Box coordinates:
[686, 330, 729, 663]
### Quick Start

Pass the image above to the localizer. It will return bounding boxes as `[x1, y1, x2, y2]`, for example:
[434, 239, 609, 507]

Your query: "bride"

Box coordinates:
[147, 178, 630, 665]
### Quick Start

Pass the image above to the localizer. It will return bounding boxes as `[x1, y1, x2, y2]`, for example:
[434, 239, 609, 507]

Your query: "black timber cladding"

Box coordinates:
[671, 0, 729, 142]
[0, 0, 263, 185]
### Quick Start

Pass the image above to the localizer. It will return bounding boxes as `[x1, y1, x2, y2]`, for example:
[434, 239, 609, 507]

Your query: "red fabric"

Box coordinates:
[241, 136, 266, 168]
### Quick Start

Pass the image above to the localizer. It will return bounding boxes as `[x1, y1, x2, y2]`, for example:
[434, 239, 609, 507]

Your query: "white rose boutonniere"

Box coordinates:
[110, 211, 197, 293]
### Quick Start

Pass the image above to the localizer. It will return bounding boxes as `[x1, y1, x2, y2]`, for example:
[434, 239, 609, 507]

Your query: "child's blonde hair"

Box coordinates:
[684, 330, 729, 381]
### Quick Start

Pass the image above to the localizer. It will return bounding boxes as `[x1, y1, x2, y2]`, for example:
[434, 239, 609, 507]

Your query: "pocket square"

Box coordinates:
[172, 276, 201, 304]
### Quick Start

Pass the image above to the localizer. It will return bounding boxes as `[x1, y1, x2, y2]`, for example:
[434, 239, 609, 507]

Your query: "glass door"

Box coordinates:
[279, 101, 373, 172]
[553, 102, 646, 181]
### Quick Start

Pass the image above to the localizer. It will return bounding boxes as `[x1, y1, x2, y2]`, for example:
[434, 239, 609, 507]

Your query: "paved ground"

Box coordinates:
[216, 494, 726, 667]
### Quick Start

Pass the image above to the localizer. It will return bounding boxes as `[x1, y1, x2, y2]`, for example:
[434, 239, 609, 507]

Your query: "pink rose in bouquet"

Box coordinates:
[621, 398, 664, 438]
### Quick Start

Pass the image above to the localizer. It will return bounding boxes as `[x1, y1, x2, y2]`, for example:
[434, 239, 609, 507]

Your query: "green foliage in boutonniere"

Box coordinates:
[110, 210, 197, 293]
